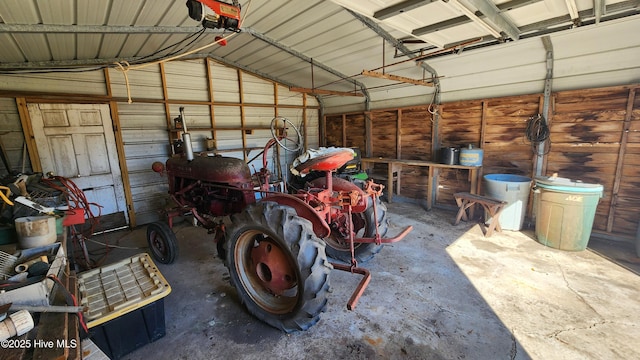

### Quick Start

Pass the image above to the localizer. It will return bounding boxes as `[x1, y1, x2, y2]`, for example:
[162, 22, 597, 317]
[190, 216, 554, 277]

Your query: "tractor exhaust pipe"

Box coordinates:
[180, 107, 195, 161]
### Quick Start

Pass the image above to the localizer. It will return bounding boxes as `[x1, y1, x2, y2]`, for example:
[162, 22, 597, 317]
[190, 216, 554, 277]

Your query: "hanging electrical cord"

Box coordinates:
[130, 27, 210, 65]
[0, 27, 209, 75]
[525, 114, 550, 154]
[113, 0, 253, 103]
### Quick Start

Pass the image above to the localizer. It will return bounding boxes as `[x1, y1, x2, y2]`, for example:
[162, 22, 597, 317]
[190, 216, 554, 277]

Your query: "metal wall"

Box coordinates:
[0, 59, 320, 227]
[113, 59, 320, 225]
[0, 98, 31, 175]
[0, 71, 107, 95]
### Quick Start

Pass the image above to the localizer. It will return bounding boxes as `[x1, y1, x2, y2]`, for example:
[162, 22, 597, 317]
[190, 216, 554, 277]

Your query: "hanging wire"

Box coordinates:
[129, 27, 208, 64]
[0, 27, 209, 75]
[525, 114, 550, 154]
[0, 0, 254, 86]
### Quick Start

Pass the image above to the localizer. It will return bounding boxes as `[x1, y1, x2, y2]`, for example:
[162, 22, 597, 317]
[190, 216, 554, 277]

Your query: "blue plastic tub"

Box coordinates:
[483, 174, 532, 231]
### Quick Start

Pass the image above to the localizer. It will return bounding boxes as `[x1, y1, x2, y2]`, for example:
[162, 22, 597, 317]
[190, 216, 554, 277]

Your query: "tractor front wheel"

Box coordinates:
[146, 221, 179, 264]
[225, 201, 331, 332]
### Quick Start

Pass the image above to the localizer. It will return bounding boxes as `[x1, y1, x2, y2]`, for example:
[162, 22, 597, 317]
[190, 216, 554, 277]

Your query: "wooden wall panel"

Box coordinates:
[324, 84, 640, 240]
[613, 91, 640, 234]
[547, 87, 633, 234]
[436, 168, 473, 205]
[398, 165, 429, 199]
[482, 96, 539, 177]
[344, 113, 365, 150]
[437, 101, 483, 205]
[325, 115, 343, 147]
[400, 107, 432, 161]
[370, 110, 397, 158]
[439, 100, 482, 147]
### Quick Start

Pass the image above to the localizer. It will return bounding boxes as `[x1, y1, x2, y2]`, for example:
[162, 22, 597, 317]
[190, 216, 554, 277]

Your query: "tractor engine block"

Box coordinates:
[165, 155, 256, 218]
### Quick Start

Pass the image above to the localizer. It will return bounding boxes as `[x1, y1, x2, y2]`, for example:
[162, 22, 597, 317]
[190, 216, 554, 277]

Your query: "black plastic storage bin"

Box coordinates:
[90, 298, 166, 359]
[78, 253, 172, 360]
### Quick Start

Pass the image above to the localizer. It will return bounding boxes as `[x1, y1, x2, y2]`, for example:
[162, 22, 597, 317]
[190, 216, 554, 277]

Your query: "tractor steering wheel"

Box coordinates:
[270, 117, 302, 152]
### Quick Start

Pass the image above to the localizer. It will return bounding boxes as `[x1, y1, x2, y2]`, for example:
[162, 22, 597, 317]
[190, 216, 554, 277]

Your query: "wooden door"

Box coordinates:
[28, 103, 128, 227]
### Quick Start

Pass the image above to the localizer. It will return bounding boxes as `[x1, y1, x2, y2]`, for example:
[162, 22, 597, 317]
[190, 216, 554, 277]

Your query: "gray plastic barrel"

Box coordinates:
[534, 176, 603, 251]
[483, 174, 532, 231]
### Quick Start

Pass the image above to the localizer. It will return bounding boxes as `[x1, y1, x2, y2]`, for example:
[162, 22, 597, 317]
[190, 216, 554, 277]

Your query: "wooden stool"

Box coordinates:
[453, 192, 508, 237]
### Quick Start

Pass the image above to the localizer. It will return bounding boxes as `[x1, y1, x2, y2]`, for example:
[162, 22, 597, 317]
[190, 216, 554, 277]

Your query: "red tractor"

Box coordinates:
[148, 108, 412, 332]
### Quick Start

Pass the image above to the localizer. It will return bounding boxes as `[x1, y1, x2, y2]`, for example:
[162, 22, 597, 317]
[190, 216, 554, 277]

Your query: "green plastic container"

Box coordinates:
[534, 176, 603, 251]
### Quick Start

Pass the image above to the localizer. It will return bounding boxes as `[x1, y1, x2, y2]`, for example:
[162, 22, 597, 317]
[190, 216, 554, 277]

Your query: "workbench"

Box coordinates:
[360, 158, 482, 210]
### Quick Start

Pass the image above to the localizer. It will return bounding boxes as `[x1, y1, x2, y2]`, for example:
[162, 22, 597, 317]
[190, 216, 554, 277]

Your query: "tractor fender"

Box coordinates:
[260, 193, 331, 238]
[309, 177, 368, 213]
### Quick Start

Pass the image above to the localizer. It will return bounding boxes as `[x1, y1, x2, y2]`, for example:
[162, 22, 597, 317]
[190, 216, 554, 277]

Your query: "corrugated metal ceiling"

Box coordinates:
[0, 0, 638, 104]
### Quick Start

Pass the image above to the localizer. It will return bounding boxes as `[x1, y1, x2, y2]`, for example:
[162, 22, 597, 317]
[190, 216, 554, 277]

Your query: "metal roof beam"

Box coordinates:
[497, 0, 543, 12]
[0, 51, 296, 92]
[345, 8, 440, 114]
[0, 23, 370, 100]
[373, 0, 439, 20]
[344, 10, 439, 80]
[242, 27, 370, 101]
[413, 15, 470, 36]
[594, 0, 605, 23]
[413, 0, 541, 36]
[414, 0, 636, 38]
[205, 54, 300, 89]
[465, 0, 521, 40]
[520, 2, 639, 33]
[0, 24, 206, 34]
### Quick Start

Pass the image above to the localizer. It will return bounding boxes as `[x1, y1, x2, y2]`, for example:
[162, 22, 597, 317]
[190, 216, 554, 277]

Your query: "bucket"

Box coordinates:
[14, 216, 57, 249]
[483, 174, 532, 231]
[459, 145, 483, 166]
[440, 147, 459, 165]
[534, 176, 603, 251]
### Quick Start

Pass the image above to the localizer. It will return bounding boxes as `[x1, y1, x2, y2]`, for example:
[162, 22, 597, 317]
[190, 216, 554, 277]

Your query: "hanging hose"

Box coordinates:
[525, 114, 550, 154]
[41, 176, 105, 269]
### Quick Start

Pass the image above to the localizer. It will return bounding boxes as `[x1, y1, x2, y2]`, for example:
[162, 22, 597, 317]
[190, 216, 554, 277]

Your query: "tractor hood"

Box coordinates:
[166, 155, 253, 186]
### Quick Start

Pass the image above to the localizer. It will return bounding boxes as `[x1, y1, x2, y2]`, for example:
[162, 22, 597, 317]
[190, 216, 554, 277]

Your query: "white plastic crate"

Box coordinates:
[78, 253, 171, 328]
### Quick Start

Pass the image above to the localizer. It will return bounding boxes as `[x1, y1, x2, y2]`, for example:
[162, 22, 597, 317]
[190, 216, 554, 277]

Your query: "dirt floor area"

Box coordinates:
[79, 201, 640, 360]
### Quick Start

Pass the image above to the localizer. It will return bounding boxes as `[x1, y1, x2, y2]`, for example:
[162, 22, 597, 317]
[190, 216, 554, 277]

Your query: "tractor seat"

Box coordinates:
[292, 148, 355, 176]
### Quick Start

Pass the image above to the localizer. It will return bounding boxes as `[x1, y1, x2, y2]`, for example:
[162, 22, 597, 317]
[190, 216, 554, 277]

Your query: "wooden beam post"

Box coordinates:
[342, 114, 347, 147]
[238, 70, 247, 162]
[365, 111, 372, 158]
[397, 109, 402, 158]
[16, 98, 41, 172]
[159, 63, 175, 152]
[206, 58, 217, 149]
[607, 88, 635, 232]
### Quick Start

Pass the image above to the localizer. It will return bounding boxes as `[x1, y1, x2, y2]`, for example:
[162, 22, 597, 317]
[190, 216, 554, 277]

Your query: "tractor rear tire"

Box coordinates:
[325, 195, 389, 264]
[225, 201, 332, 333]
[147, 221, 179, 264]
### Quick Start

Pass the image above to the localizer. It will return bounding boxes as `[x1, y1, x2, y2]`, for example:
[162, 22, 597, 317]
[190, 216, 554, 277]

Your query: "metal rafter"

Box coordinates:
[0, 23, 368, 102]
[414, 0, 541, 37]
[344, 10, 439, 83]
[464, 0, 521, 40]
[565, 0, 580, 19]
[0, 24, 204, 34]
[594, 0, 605, 23]
[446, 0, 501, 38]
[413, 15, 470, 36]
[242, 27, 370, 102]
[373, 0, 439, 20]
[345, 8, 441, 158]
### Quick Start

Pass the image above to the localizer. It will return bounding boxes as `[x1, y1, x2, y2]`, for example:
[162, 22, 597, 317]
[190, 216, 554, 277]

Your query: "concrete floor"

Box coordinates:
[82, 202, 640, 360]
